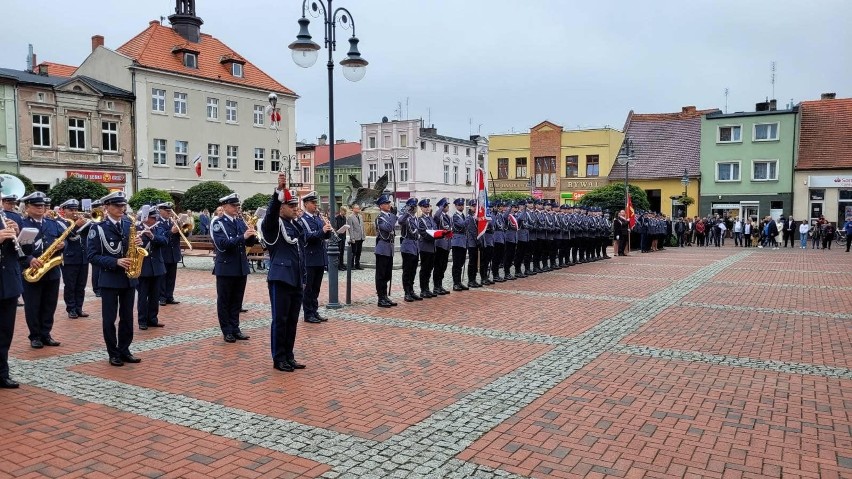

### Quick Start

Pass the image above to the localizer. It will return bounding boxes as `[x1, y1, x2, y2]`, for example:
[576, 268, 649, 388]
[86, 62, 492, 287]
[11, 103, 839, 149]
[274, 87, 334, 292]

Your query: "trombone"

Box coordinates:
[171, 212, 193, 250]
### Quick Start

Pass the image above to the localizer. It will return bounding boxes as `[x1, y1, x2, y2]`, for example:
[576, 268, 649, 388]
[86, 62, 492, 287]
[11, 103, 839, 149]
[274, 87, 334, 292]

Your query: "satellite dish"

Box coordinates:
[0, 174, 26, 198]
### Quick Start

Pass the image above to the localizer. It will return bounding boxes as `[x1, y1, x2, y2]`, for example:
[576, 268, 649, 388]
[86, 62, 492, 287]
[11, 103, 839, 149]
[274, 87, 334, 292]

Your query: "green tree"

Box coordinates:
[129, 188, 174, 210]
[0, 170, 36, 195]
[241, 192, 270, 212]
[577, 184, 650, 215]
[47, 177, 109, 206]
[181, 181, 233, 213]
[491, 191, 530, 203]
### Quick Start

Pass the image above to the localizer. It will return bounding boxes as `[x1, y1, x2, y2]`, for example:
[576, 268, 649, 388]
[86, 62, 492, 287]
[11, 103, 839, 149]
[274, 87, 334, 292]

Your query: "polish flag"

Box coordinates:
[193, 153, 202, 177]
[425, 229, 453, 239]
[473, 167, 488, 238]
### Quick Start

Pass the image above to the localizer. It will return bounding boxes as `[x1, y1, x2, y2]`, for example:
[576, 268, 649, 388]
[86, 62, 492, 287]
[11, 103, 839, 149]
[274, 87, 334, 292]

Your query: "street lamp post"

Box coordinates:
[289, 0, 368, 309]
[680, 168, 690, 218]
[616, 137, 636, 251]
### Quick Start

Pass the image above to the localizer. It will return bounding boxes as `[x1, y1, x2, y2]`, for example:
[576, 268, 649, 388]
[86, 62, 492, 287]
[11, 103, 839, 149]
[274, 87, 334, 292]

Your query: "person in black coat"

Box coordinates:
[136, 207, 167, 330]
[613, 210, 631, 256]
[0, 213, 23, 387]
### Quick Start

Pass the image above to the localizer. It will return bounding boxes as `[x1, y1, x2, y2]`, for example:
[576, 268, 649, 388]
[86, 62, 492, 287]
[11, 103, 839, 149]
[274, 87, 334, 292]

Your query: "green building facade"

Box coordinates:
[314, 153, 361, 213]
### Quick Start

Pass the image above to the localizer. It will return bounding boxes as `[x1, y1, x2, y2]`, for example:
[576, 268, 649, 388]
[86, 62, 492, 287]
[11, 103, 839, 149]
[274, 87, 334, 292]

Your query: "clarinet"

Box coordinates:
[0, 211, 25, 258]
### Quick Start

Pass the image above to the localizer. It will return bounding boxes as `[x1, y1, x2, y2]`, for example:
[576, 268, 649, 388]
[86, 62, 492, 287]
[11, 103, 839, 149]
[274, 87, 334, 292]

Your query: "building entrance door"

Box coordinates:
[743, 205, 759, 222]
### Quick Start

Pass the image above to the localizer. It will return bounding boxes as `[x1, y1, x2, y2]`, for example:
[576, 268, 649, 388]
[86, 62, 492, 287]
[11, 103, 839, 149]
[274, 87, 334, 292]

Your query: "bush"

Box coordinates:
[130, 188, 173, 210]
[47, 177, 109, 205]
[0, 170, 36, 195]
[577, 184, 650, 215]
[241, 193, 270, 212]
[181, 181, 233, 214]
[491, 192, 530, 203]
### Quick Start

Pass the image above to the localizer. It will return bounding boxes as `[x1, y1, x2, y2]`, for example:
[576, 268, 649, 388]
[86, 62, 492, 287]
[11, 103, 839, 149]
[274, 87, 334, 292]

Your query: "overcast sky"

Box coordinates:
[2, 0, 850, 143]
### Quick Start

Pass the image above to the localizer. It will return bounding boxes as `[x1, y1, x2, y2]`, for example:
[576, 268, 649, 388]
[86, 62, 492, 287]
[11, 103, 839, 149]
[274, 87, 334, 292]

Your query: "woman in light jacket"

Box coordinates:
[346, 204, 366, 269]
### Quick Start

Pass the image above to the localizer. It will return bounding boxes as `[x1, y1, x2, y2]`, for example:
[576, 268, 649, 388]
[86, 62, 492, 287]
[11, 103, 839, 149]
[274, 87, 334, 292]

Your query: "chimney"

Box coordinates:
[317, 134, 327, 146]
[335, 139, 345, 144]
[91, 35, 104, 52]
[681, 106, 696, 114]
[31, 53, 37, 72]
[37, 63, 48, 76]
[755, 101, 769, 111]
[149, 20, 160, 26]
[821, 92, 836, 100]
[769, 99, 777, 111]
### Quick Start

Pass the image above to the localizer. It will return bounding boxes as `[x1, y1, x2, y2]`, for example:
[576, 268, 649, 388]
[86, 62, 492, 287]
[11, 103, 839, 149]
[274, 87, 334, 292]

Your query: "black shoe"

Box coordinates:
[387, 297, 399, 306]
[121, 354, 141, 363]
[484, 279, 495, 285]
[433, 288, 443, 296]
[494, 276, 505, 283]
[356, 266, 365, 270]
[378, 297, 393, 308]
[468, 281, 482, 288]
[67, 311, 78, 319]
[0, 377, 19, 388]
[42, 337, 60, 347]
[420, 290, 433, 298]
[305, 316, 322, 323]
[158, 300, 167, 306]
[452, 284, 463, 291]
[77, 311, 90, 318]
[166, 300, 180, 305]
[315, 313, 328, 322]
[95, 293, 101, 298]
[234, 332, 250, 340]
[109, 357, 124, 367]
[505, 274, 516, 281]
[404, 294, 415, 302]
[411, 292, 423, 301]
[439, 287, 450, 295]
[30, 339, 43, 349]
[274, 361, 294, 372]
[287, 359, 306, 369]
[139, 324, 148, 330]
[224, 334, 237, 343]
[240, 308, 248, 313]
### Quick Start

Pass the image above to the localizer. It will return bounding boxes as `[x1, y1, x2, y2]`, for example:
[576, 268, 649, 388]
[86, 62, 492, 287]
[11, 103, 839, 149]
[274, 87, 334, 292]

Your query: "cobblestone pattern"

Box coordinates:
[680, 301, 852, 320]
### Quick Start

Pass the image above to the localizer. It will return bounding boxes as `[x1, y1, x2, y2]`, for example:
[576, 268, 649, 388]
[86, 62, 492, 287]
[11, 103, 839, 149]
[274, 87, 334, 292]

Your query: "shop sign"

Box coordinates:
[67, 170, 127, 184]
[562, 180, 604, 188]
[808, 175, 852, 188]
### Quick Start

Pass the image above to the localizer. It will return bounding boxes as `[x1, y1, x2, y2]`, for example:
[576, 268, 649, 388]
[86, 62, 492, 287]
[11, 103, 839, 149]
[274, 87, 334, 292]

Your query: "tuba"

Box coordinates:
[125, 219, 148, 279]
[23, 220, 77, 282]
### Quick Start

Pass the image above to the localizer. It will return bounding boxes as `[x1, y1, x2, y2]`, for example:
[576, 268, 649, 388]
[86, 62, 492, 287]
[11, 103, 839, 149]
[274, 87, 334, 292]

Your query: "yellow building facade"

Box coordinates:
[488, 121, 623, 203]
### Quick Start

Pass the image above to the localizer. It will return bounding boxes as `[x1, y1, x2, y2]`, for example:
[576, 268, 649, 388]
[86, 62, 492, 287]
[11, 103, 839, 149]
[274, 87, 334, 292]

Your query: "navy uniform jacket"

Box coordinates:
[86, 217, 139, 289]
[21, 216, 67, 282]
[0, 220, 23, 299]
[211, 215, 258, 276]
[417, 214, 437, 253]
[482, 217, 494, 247]
[261, 194, 305, 288]
[159, 218, 183, 264]
[451, 211, 467, 248]
[298, 212, 330, 268]
[3, 210, 23, 230]
[491, 212, 505, 244]
[503, 210, 518, 243]
[465, 213, 480, 248]
[433, 211, 451, 251]
[62, 219, 90, 265]
[375, 211, 397, 257]
[139, 221, 167, 277]
[398, 211, 419, 255]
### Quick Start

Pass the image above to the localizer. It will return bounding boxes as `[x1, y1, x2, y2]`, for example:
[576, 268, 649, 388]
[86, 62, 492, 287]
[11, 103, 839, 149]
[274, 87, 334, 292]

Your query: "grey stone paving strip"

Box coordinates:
[711, 280, 852, 291]
[12, 364, 377, 466]
[321, 250, 754, 478]
[550, 272, 677, 281]
[613, 344, 852, 380]
[679, 301, 852, 320]
[477, 287, 636, 303]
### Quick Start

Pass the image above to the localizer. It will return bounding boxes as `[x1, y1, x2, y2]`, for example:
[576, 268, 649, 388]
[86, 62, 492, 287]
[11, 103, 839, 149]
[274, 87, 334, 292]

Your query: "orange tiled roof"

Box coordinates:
[37, 62, 77, 77]
[314, 142, 362, 166]
[797, 97, 852, 170]
[117, 21, 295, 96]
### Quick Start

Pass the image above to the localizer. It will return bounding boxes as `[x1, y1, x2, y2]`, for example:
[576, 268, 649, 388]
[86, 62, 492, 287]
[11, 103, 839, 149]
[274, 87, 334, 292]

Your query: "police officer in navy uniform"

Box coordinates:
[479, 201, 495, 285]
[20, 192, 65, 349]
[514, 201, 528, 278]
[503, 201, 519, 280]
[2, 194, 23, 229]
[490, 201, 506, 283]
[136, 206, 167, 330]
[211, 193, 257, 342]
[416, 198, 437, 298]
[374, 195, 398, 307]
[450, 198, 469, 291]
[398, 197, 421, 302]
[298, 191, 332, 323]
[0, 210, 22, 387]
[263, 174, 307, 372]
[466, 199, 482, 288]
[87, 191, 143, 366]
[431, 198, 452, 295]
[59, 199, 91, 319]
[157, 203, 182, 306]
[89, 199, 103, 297]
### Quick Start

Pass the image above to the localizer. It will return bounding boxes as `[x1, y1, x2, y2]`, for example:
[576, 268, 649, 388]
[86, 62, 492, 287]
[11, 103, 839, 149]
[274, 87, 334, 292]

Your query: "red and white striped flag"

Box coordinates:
[473, 167, 488, 238]
[193, 153, 202, 177]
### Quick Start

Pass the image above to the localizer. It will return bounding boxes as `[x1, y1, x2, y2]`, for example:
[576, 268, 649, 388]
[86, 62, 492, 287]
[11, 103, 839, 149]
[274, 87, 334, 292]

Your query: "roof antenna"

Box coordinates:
[770, 61, 776, 99]
[724, 87, 729, 113]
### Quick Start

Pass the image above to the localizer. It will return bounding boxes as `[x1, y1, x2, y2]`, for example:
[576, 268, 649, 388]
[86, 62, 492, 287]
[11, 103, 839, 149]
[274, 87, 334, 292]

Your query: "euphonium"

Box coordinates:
[125, 220, 148, 279]
[23, 220, 76, 282]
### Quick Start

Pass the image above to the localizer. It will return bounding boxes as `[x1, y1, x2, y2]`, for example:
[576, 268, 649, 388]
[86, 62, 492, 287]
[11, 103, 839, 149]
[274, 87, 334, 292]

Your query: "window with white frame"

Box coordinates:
[717, 125, 742, 143]
[753, 122, 779, 141]
[184, 52, 197, 69]
[466, 148, 471, 157]
[383, 135, 391, 148]
[101, 121, 118, 152]
[152, 88, 165, 112]
[208, 144, 220, 168]
[465, 167, 471, 185]
[231, 63, 243, 78]
[174, 92, 187, 115]
[384, 161, 394, 182]
[226, 100, 238, 123]
[399, 134, 407, 147]
[453, 165, 459, 184]
[302, 167, 310, 183]
[716, 161, 740, 181]
[175, 140, 188, 166]
[752, 160, 778, 181]
[226, 145, 238, 169]
[420, 141, 426, 150]
[368, 136, 376, 149]
[368, 163, 377, 183]
[443, 164, 450, 183]
[207, 97, 219, 120]
[153, 139, 167, 165]
[443, 144, 449, 153]
[453, 145, 458, 154]
[270, 149, 281, 172]
[32, 114, 50, 147]
[254, 148, 265, 171]
[399, 161, 408, 182]
[68, 118, 86, 150]
[253, 105, 264, 126]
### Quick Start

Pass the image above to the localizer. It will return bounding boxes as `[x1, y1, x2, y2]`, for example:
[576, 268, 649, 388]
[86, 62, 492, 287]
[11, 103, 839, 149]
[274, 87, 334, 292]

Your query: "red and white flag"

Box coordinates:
[425, 229, 453, 239]
[193, 153, 202, 177]
[473, 167, 488, 238]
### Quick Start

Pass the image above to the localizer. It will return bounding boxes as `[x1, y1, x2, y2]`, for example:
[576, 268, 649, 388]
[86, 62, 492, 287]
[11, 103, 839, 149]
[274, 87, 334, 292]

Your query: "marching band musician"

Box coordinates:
[490, 200, 506, 283]
[59, 199, 91, 319]
[210, 193, 257, 343]
[262, 174, 307, 372]
[298, 191, 332, 324]
[136, 206, 167, 330]
[0, 208, 22, 388]
[374, 195, 398, 308]
[2, 194, 22, 229]
[86, 191, 143, 366]
[416, 198, 437, 299]
[450, 198, 468, 291]
[398, 198, 421, 302]
[465, 199, 482, 289]
[89, 199, 103, 297]
[20, 192, 64, 349]
[431, 198, 452, 296]
[157, 203, 182, 307]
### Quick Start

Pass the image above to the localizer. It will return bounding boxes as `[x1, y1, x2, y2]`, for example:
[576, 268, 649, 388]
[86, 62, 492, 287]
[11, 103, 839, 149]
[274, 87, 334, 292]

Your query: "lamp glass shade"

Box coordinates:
[291, 48, 319, 68]
[342, 64, 366, 82]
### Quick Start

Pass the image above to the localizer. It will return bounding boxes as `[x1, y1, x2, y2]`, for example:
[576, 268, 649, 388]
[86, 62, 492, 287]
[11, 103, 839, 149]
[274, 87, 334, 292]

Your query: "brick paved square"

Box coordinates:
[683, 282, 852, 314]
[460, 352, 852, 478]
[70, 320, 551, 441]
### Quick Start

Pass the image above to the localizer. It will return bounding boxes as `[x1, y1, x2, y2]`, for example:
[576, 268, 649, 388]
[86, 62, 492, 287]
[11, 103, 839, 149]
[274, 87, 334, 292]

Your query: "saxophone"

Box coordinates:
[125, 220, 149, 279]
[23, 220, 77, 283]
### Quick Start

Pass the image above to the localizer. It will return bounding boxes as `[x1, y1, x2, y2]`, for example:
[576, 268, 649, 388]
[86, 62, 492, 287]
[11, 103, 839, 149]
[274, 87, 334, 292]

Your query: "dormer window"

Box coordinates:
[220, 55, 246, 79]
[231, 63, 243, 78]
[184, 52, 197, 69]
